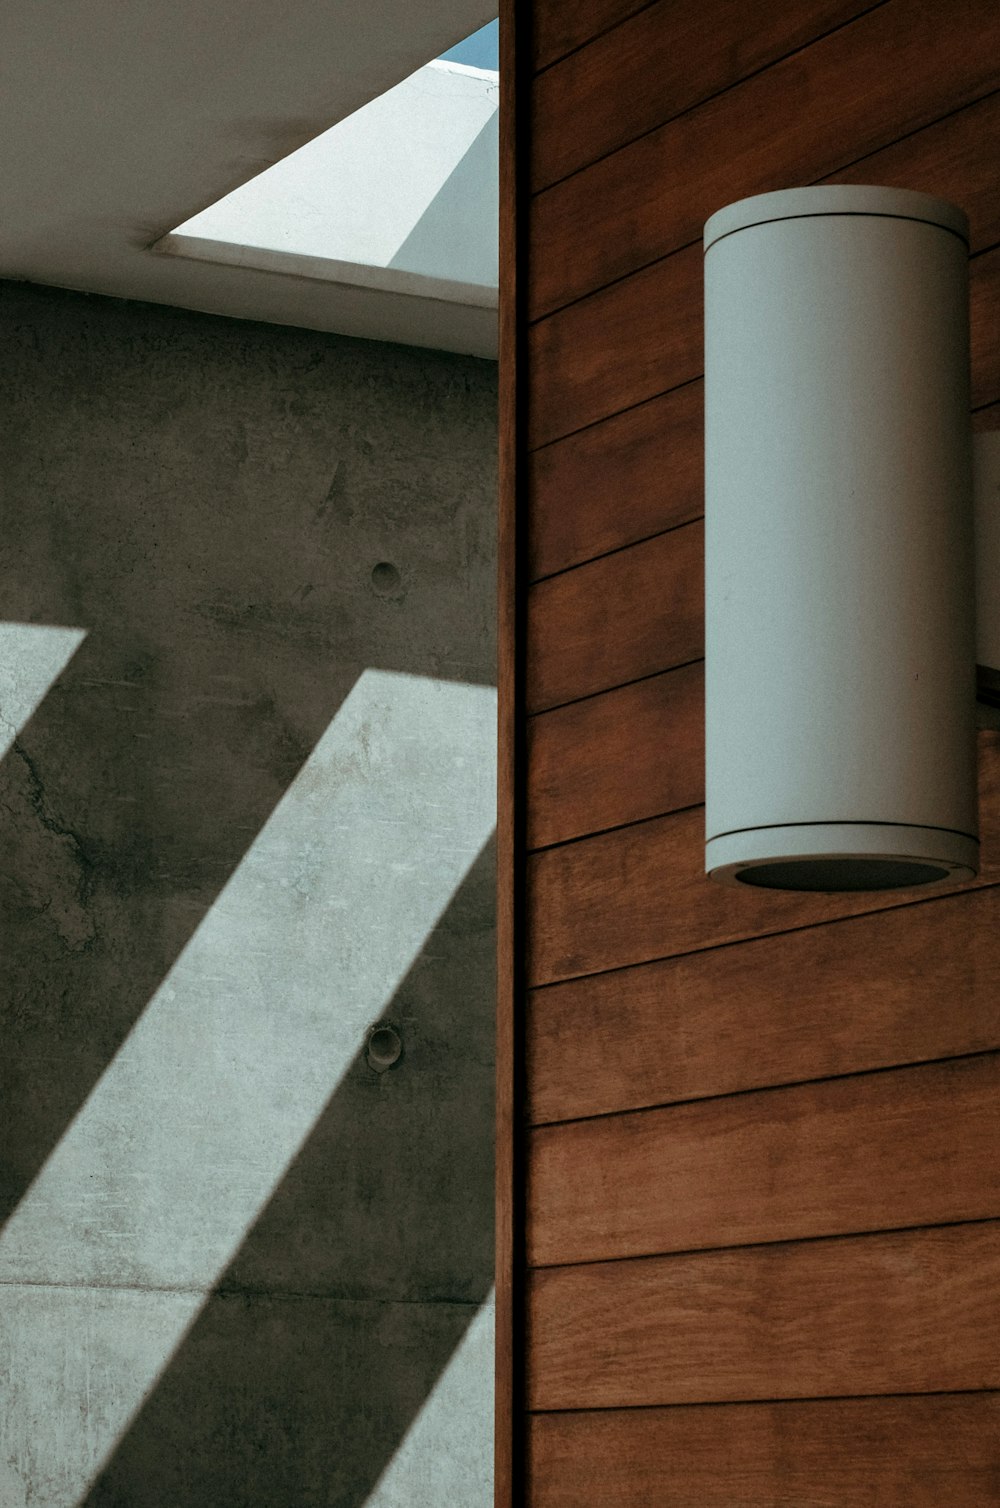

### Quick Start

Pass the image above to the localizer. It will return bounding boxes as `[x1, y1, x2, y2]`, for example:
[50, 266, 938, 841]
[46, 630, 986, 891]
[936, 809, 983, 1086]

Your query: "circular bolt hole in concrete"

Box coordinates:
[367, 1023, 403, 1072]
[370, 561, 405, 599]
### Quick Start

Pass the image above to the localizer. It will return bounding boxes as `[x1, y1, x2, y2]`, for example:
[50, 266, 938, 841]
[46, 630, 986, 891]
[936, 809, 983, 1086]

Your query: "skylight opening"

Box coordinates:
[156, 20, 499, 313]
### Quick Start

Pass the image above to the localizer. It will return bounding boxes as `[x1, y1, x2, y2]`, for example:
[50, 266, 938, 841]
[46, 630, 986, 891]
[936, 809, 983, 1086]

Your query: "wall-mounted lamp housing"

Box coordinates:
[704, 186, 978, 891]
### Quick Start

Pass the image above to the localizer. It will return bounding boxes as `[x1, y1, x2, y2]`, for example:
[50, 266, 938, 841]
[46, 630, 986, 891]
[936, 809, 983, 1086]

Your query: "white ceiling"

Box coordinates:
[0, 0, 497, 355]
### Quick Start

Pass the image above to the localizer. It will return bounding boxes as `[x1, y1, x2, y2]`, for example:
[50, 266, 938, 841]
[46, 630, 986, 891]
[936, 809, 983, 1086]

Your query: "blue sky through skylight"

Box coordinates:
[439, 19, 499, 70]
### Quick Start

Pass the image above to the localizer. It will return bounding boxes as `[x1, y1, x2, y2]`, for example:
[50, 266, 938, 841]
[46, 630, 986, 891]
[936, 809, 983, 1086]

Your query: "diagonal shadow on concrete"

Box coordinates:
[81, 842, 495, 1507]
[387, 105, 498, 294]
[0, 279, 496, 1243]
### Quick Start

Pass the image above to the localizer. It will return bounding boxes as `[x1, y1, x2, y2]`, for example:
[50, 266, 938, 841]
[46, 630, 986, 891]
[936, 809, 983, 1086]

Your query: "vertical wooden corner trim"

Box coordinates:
[497, 0, 528, 1501]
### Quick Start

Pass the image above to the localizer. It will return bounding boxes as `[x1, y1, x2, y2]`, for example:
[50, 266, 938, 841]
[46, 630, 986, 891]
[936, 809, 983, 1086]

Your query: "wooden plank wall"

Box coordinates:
[505, 0, 1000, 1501]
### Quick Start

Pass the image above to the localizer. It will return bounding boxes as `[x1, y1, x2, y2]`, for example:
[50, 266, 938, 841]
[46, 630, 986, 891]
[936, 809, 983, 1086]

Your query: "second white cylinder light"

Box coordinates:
[704, 185, 977, 890]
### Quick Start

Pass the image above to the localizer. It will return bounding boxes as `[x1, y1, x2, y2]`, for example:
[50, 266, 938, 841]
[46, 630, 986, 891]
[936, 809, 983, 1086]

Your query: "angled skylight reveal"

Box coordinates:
[156, 25, 498, 312]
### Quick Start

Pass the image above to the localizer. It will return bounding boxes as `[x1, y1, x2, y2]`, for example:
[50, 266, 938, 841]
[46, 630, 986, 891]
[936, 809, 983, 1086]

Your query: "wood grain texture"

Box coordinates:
[527, 883, 1000, 1124]
[528, 1053, 1000, 1266]
[530, 0, 1000, 319]
[519, 0, 1000, 1480]
[528, 380, 702, 583]
[528, 1220, 1000, 1409]
[527, 90, 1000, 571]
[526, 519, 702, 712]
[528, 243, 700, 449]
[531, 0, 870, 191]
[527, 658, 702, 848]
[531, 0, 649, 74]
[528, 657, 1000, 851]
[495, 1, 522, 1500]
[530, 238, 1000, 450]
[527, 732, 1000, 986]
[528, 1395, 1000, 1506]
[822, 87, 1000, 229]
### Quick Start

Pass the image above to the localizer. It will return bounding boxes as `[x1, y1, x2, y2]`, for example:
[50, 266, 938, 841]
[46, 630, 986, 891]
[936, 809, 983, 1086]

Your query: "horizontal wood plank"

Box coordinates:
[530, 235, 1000, 451]
[527, 883, 1000, 1123]
[527, 732, 1000, 985]
[528, 243, 700, 450]
[822, 86, 1000, 220]
[528, 1054, 1000, 1266]
[529, 309, 1000, 701]
[527, 659, 702, 848]
[530, 0, 1000, 319]
[528, 1220, 1000, 1409]
[527, 381, 702, 583]
[528, 1394, 1000, 1506]
[528, 660, 1000, 850]
[531, 0, 869, 192]
[526, 519, 702, 713]
[528, 92, 1000, 568]
[532, 0, 648, 73]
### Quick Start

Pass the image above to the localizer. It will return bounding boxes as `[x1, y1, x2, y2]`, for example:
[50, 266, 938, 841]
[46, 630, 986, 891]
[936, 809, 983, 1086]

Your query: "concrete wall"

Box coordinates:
[0, 281, 497, 1507]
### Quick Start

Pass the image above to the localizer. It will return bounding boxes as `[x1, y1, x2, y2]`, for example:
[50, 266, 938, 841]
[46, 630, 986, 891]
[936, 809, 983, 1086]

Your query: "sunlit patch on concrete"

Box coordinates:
[0, 669, 496, 1507]
[364, 1291, 495, 1508]
[0, 623, 87, 761]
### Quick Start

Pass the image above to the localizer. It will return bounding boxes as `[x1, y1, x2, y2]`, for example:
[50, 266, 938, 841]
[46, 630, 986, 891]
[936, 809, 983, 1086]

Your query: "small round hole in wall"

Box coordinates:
[370, 561, 403, 599]
[366, 1023, 403, 1072]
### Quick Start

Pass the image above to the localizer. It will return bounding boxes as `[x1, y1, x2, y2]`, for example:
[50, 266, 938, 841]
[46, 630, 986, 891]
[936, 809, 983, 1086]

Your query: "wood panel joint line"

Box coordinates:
[528, 656, 705, 723]
[527, 795, 705, 855]
[530, 512, 705, 587]
[526, 878, 1000, 994]
[531, 0, 892, 197]
[530, 372, 703, 455]
[532, 0, 663, 79]
[528, 236, 700, 329]
[525, 1386, 1000, 1418]
[528, 362, 999, 476]
[527, 1215, 1000, 1276]
[529, 98, 1000, 336]
[527, 1045, 1000, 1131]
[815, 83, 1000, 188]
[529, 374, 702, 456]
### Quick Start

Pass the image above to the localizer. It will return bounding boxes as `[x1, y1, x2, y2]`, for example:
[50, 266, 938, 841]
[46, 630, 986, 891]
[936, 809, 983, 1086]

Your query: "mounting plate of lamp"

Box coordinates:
[703, 185, 997, 893]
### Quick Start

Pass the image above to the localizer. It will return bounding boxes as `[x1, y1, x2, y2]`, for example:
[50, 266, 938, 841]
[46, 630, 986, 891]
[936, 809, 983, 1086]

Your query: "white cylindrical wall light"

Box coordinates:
[704, 186, 978, 890]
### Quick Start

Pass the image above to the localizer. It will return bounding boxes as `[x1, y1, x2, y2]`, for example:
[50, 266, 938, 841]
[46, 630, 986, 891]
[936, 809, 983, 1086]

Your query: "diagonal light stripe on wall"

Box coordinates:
[363, 1289, 495, 1508]
[0, 623, 87, 762]
[0, 669, 496, 1508]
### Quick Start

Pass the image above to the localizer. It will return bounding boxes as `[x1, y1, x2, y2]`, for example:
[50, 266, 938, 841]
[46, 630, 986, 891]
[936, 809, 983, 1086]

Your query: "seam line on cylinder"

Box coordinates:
[707, 819, 979, 843]
[704, 210, 970, 256]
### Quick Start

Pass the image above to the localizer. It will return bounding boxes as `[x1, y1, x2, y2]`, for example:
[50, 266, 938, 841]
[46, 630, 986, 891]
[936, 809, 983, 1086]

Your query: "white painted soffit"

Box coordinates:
[0, 1, 497, 356]
[158, 60, 499, 331]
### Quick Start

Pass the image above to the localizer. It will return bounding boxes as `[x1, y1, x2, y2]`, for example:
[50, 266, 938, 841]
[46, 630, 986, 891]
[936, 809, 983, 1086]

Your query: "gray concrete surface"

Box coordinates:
[0, 0, 497, 352]
[0, 281, 496, 1506]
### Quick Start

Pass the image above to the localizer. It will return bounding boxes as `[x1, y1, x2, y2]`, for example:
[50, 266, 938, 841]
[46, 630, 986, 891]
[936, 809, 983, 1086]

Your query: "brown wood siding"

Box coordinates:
[530, 0, 874, 192]
[528, 1053, 1000, 1265]
[496, 2, 528, 1502]
[526, 882, 1000, 1124]
[502, 0, 1000, 1496]
[528, 1221, 1000, 1409]
[528, 1396, 1000, 1507]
